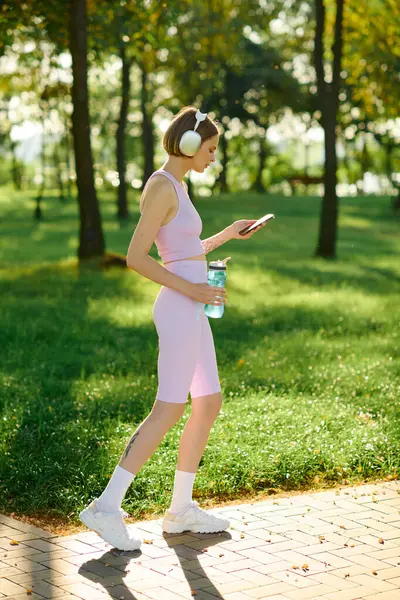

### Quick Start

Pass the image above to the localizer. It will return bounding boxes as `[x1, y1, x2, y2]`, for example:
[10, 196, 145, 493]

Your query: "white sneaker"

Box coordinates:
[162, 500, 230, 534]
[79, 498, 142, 551]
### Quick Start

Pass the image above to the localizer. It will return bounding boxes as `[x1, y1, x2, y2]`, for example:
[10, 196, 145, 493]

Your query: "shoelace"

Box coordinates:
[94, 504, 129, 519]
[104, 510, 137, 539]
[189, 501, 225, 523]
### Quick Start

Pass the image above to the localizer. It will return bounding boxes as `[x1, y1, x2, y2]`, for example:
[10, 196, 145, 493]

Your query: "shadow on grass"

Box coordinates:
[261, 262, 400, 295]
[0, 262, 161, 512]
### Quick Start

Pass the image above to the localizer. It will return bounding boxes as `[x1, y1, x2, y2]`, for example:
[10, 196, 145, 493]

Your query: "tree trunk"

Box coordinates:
[305, 141, 310, 177]
[10, 140, 22, 191]
[386, 139, 400, 212]
[360, 133, 369, 194]
[34, 106, 45, 220]
[314, 0, 344, 259]
[64, 110, 72, 201]
[141, 64, 155, 189]
[393, 188, 400, 212]
[53, 142, 65, 202]
[116, 43, 131, 219]
[316, 100, 339, 256]
[214, 134, 228, 194]
[69, 0, 104, 260]
[254, 135, 267, 192]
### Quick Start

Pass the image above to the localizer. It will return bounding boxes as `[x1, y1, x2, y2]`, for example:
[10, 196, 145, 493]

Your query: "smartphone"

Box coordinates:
[239, 213, 275, 235]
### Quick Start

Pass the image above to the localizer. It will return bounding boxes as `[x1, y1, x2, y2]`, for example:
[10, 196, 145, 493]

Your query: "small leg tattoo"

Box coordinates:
[123, 429, 140, 460]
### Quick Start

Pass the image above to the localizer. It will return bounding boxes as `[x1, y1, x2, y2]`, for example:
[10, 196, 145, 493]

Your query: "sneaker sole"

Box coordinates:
[162, 520, 229, 534]
[79, 508, 142, 551]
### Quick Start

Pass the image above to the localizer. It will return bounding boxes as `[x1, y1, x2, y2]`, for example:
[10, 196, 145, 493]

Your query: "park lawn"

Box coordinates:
[0, 185, 399, 531]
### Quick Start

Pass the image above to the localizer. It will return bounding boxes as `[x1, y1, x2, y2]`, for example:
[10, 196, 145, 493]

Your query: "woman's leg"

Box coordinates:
[96, 399, 185, 513]
[119, 399, 186, 474]
[166, 392, 221, 515]
[168, 312, 223, 514]
[177, 392, 223, 473]
[98, 265, 203, 513]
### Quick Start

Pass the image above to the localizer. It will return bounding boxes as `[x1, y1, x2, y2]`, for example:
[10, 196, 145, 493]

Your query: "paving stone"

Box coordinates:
[228, 569, 278, 586]
[0, 546, 46, 559]
[262, 570, 324, 589]
[59, 581, 110, 599]
[42, 572, 109, 587]
[0, 579, 28, 596]
[295, 541, 345, 556]
[1, 557, 50, 572]
[19, 538, 64, 553]
[53, 539, 101, 553]
[225, 593, 262, 600]
[27, 548, 77, 563]
[346, 554, 398, 571]
[347, 574, 398, 592]
[0, 480, 399, 600]
[361, 592, 400, 600]
[63, 550, 107, 566]
[375, 566, 400, 580]
[24, 579, 66, 598]
[183, 590, 225, 600]
[39, 558, 81, 575]
[305, 571, 362, 590]
[189, 566, 243, 584]
[201, 578, 260, 594]
[323, 587, 386, 599]
[8, 569, 58, 585]
[283, 583, 339, 598]
[214, 558, 271, 573]
[1, 593, 46, 600]
[0, 533, 42, 543]
[366, 547, 400, 561]
[0, 517, 57, 539]
[0, 565, 24, 578]
[306, 550, 355, 569]
[245, 580, 298, 597]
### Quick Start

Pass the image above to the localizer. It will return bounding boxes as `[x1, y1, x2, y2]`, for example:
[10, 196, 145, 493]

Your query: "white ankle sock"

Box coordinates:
[169, 470, 196, 514]
[96, 465, 136, 514]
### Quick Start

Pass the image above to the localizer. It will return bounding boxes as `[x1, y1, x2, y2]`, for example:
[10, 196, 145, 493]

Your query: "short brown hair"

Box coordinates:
[163, 106, 219, 157]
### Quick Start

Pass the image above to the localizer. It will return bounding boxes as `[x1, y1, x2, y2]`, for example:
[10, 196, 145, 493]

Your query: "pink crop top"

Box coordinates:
[141, 169, 205, 263]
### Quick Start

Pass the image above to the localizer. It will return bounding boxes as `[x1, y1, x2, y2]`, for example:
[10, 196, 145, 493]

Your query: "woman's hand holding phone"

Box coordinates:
[228, 214, 275, 240]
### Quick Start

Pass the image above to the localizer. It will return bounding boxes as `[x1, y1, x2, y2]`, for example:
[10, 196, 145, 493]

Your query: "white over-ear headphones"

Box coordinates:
[179, 109, 208, 157]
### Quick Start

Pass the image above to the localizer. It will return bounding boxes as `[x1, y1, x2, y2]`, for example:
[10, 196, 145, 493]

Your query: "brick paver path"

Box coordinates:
[1, 480, 399, 600]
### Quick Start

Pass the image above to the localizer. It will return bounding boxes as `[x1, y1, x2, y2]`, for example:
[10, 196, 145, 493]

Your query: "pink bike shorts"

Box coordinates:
[152, 259, 222, 404]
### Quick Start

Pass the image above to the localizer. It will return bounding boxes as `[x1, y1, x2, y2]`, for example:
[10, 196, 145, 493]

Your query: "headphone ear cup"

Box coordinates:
[179, 131, 202, 157]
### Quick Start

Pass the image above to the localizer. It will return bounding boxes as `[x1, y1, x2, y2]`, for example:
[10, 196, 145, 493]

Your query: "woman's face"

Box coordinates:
[191, 134, 219, 173]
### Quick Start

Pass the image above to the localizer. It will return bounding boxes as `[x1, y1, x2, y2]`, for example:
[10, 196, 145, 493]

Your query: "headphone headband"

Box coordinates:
[193, 109, 207, 132]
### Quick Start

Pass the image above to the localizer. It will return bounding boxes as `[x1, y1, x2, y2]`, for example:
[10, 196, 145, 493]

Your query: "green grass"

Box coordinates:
[1, 184, 399, 527]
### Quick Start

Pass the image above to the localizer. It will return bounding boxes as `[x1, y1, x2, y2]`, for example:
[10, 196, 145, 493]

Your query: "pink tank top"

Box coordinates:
[142, 169, 204, 263]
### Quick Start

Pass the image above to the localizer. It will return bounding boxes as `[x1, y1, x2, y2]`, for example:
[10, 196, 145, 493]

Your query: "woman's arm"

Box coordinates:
[202, 218, 269, 251]
[201, 228, 233, 255]
[127, 178, 193, 297]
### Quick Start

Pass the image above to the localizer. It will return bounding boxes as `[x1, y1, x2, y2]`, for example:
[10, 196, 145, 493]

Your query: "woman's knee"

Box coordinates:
[150, 398, 186, 424]
[191, 391, 223, 420]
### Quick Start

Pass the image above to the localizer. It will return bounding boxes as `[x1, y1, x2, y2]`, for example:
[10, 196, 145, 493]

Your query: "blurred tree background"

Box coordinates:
[0, 0, 399, 259]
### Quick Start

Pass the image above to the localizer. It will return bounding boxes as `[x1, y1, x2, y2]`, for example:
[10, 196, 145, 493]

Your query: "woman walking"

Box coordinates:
[79, 106, 265, 551]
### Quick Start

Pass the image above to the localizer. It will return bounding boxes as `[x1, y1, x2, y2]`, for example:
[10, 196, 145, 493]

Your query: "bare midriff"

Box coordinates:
[164, 254, 206, 265]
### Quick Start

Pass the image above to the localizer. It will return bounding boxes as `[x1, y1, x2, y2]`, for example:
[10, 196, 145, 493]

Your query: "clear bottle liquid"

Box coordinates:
[204, 260, 227, 319]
